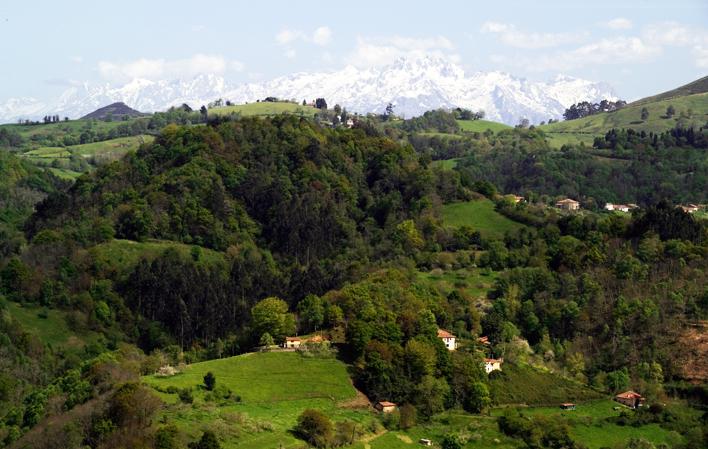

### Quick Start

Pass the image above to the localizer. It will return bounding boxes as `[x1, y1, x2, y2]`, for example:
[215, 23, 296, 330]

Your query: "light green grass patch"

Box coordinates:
[441, 199, 524, 238]
[47, 167, 82, 180]
[457, 119, 511, 134]
[544, 132, 598, 149]
[89, 239, 226, 276]
[24, 135, 153, 163]
[416, 267, 498, 300]
[3, 301, 98, 349]
[431, 158, 459, 170]
[144, 352, 372, 449]
[209, 102, 319, 117]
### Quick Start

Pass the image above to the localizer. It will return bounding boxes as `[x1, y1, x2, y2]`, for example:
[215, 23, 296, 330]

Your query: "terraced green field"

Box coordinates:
[209, 102, 319, 117]
[442, 199, 525, 238]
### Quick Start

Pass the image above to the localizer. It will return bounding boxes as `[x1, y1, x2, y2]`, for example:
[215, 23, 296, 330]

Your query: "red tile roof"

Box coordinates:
[615, 391, 643, 399]
[437, 329, 455, 338]
[484, 358, 503, 363]
[285, 336, 301, 341]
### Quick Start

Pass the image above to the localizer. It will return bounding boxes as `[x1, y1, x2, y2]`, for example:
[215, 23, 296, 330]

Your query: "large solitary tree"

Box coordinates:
[251, 297, 296, 342]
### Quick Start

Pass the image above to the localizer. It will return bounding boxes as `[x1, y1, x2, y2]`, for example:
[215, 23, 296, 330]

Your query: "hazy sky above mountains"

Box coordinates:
[1, 0, 707, 102]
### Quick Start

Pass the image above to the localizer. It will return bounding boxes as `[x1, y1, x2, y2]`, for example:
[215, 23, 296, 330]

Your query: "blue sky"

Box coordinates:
[1, 0, 707, 102]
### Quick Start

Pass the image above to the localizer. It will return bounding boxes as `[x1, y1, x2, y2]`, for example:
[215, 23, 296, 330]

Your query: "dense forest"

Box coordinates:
[0, 111, 706, 449]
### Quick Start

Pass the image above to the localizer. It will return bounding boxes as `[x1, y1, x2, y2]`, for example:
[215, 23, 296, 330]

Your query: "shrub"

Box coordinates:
[178, 388, 193, 404]
[203, 371, 216, 391]
[294, 409, 334, 448]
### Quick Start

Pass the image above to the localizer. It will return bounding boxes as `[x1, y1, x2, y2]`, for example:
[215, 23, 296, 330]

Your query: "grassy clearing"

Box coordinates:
[488, 363, 604, 407]
[431, 158, 459, 170]
[492, 399, 685, 449]
[3, 300, 98, 349]
[457, 119, 511, 134]
[0, 118, 146, 140]
[441, 199, 524, 238]
[209, 102, 318, 117]
[544, 132, 598, 149]
[89, 239, 226, 275]
[24, 135, 153, 163]
[47, 167, 82, 180]
[143, 352, 373, 449]
[416, 267, 498, 300]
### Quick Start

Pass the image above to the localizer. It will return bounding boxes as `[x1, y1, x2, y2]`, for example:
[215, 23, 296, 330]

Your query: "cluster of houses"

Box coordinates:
[373, 329, 503, 417]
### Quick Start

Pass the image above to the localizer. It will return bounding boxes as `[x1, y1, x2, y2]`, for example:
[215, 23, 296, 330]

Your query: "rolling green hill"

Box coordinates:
[209, 102, 319, 117]
[632, 75, 708, 106]
[143, 352, 372, 449]
[539, 76, 708, 147]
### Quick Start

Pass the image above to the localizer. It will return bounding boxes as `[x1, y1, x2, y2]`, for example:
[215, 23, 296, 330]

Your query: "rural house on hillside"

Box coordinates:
[555, 198, 580, 211]
[484, 357, 503, 374]
[614, 391, 645, 409]
[437, 329, 457, 351]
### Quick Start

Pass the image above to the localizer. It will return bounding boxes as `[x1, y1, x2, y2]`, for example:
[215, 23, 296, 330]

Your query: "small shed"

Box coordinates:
[560, 403, 576, 410]
[419, 438, 432, 446]
[375, 401, 397, 413]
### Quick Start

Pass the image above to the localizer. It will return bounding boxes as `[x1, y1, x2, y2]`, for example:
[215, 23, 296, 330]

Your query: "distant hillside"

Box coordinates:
[538, 76, 708, 145]
[80, 101, 146, 120]
[632, 75, 708, 106]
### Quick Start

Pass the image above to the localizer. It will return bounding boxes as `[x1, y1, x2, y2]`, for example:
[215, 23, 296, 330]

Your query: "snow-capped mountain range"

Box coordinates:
[0, 57, 617, 125]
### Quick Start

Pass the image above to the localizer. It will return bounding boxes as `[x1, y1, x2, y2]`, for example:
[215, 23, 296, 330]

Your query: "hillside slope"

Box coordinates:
[631, 75, 708, 106]
[539, 92, 708, 137]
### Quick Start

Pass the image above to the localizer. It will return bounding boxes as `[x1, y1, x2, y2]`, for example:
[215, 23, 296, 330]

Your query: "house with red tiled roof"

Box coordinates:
[282, 334, 328, 349]
[614, 391, 644, 409]
[437, 329, 457, 351]
[484, 357, 503, 374]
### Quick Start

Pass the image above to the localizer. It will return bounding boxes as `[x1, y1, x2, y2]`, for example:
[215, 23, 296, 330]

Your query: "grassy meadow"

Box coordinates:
[89, 239, 227, 277]
[441, 199, 525, 238]
[23, 135, 153, 163]
[457, 119, 511, 134]
[209, 102, 319, 117]
[2, 300, 101, 351]
[143, 352, 374, 449]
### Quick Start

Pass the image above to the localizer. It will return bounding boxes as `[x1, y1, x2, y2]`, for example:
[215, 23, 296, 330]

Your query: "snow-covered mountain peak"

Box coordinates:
[0, 56, 617, 125]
